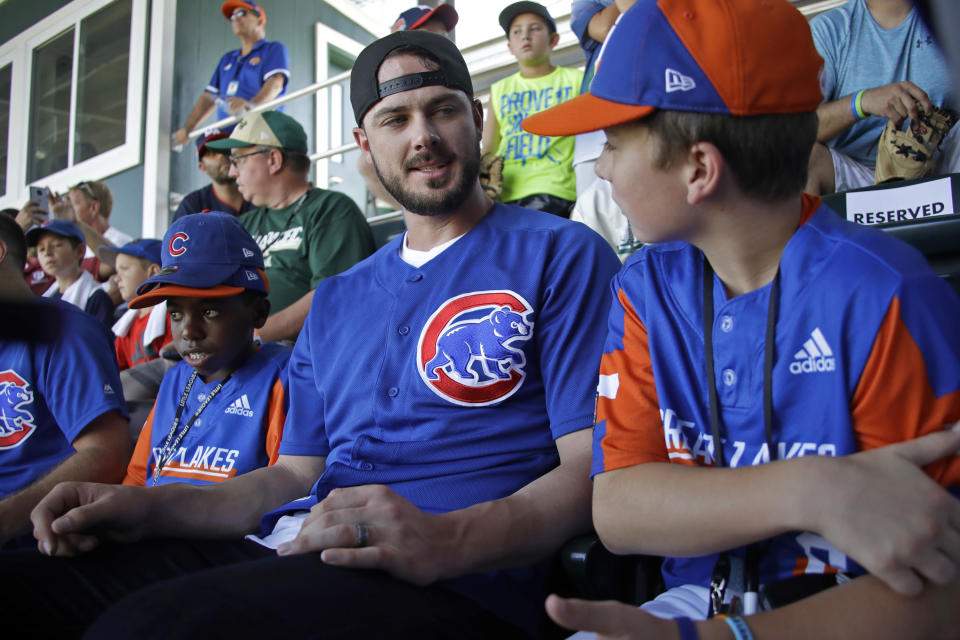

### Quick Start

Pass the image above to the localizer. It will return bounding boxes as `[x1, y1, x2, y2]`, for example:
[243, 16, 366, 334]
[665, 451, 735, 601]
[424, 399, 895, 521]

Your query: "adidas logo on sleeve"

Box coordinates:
[789, 328, 836, 375]
[224, 394, 255, 417]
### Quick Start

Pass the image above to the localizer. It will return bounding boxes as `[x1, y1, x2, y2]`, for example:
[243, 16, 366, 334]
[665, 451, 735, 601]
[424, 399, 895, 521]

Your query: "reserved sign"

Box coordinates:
[845, 177, 955, 225]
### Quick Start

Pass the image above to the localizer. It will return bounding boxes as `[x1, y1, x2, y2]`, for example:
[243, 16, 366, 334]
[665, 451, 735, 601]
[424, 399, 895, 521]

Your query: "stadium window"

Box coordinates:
[27, 0, 132, 182]
[0, 0, 146, 210]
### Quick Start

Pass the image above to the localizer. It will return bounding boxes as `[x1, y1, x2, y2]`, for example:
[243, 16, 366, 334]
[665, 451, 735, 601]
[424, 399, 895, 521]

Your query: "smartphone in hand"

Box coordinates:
[28, 186, 50, 217]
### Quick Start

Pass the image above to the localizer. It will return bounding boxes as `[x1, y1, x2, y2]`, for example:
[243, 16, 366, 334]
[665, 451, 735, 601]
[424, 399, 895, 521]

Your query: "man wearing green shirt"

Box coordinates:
[208, 111, 375, 341]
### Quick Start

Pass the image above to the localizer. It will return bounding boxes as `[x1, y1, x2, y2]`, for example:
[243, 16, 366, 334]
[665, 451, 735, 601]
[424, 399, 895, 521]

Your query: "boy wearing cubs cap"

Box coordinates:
[523, 0, 960, 636]
[121, 212, 290, 487]
[98, 239, 173, 372]
[26, 219, 115, 329]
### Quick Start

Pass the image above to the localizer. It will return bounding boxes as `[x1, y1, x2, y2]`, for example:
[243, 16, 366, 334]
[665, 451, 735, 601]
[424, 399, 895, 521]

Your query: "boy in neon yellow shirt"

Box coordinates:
[481, 1, 582, 217]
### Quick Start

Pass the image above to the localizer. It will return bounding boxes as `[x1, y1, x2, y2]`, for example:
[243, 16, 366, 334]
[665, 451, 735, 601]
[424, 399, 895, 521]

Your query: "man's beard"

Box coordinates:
[372, 144, 481, 217]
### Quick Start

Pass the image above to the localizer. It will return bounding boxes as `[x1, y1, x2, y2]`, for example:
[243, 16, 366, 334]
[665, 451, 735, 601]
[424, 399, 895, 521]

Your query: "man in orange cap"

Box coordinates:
[173, 1, 290, 146]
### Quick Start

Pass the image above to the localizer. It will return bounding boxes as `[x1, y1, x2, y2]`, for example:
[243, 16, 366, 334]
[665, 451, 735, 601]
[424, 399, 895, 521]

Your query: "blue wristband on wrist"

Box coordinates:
[675, 617, 699, 640]
[724, 616, 755, 640]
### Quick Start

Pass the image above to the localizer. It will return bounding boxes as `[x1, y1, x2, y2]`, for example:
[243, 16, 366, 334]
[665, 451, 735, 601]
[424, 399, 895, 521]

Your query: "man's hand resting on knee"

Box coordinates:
[32, 482, 152, 556]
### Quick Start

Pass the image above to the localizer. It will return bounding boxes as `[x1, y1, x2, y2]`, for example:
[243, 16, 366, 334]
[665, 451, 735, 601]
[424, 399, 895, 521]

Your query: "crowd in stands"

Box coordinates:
[0, 0, 958, 639]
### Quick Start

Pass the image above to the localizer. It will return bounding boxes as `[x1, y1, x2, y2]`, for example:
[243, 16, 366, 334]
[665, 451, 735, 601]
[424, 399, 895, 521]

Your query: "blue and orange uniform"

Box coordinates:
[592, 194, 960, 591]
[206, 39, 290, 121]
[124, 342, 290, 486]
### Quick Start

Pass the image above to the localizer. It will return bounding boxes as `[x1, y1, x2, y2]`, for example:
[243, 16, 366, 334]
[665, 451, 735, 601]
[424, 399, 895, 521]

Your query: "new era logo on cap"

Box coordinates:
[665, 68, 696, 93]
[522, 0, 825, 137]
[242, 248, 256, 258]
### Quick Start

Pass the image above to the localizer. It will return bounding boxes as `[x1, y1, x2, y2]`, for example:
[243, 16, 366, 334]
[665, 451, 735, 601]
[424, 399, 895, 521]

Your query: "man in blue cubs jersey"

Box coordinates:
[523, 0, 960, 638]
[121, 212, 290, 488]
[0, 215, 130, 549]
[14, 30, 620, 639]
[173, 1, 290, 147]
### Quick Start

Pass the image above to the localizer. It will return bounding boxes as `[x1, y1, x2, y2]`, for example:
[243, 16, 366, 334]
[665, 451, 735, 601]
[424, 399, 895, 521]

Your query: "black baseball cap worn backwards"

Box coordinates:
[350, 30, 473, 126]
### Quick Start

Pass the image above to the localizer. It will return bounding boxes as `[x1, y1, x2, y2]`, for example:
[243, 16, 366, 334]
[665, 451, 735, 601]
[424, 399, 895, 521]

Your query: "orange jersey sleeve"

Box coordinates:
[263, 376, 287, 466]
[851, 296, 960, 486]
[123, 405, 156, 486]
[594, 288, 670, 475]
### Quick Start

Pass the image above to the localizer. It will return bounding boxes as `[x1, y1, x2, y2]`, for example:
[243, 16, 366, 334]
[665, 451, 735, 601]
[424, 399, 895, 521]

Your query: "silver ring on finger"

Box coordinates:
[355, 523, 369, 548]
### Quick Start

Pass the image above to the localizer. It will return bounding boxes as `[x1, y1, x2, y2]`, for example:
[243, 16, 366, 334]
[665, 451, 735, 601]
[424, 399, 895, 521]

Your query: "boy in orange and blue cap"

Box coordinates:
[121, 212, 291, 487]
[523, 0, 960, 637]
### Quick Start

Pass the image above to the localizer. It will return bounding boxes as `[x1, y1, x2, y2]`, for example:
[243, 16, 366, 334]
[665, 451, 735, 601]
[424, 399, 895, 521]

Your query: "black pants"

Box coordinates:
[0, 539, 530, 639]
[507, 194, 575, 218]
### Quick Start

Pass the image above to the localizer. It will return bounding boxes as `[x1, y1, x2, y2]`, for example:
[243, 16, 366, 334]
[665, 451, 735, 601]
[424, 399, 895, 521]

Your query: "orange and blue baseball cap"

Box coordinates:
[129, 212, 267, 309]
[391, 4, 459, 33]
[522, 0, 824, 137]
[221, 1, 265, 22]
[98, 238, 163, 265]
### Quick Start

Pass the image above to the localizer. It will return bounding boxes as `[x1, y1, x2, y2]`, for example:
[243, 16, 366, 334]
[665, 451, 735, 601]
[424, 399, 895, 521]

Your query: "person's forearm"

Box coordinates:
[182, 94, 217, 133]
[816, 96, 860, 143]
[695, 573, 960, 640]
[0, 438, 129, 544]
[259, 290, 314, 343]
[72, 220, 117, 279]
[73, 220, 115, 259]
[142, 457, 322, 538]
[586, 4, 621, 42]
[249, 75, 285, 106]
[593, 458, 826, 556]
[439, 429, 593, 578]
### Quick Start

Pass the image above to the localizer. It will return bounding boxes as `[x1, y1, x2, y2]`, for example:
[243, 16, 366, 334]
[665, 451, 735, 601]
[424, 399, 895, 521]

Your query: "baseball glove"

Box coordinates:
[875, 105, 957, 184]
[479, 152, 505, 201]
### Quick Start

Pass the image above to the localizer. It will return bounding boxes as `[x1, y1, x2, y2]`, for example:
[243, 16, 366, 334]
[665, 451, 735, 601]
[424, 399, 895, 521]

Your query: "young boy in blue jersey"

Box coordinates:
[120, 212, 290, 487]
[523, 0, 960, 638]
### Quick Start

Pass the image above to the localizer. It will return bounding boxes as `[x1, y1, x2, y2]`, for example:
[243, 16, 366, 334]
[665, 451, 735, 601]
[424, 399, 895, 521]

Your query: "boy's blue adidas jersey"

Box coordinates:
[125, 342, 291, 486]
[593, 195, 960, 590]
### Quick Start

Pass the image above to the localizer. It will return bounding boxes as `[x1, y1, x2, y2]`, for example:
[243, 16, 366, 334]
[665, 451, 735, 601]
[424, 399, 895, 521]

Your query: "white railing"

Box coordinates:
[183, 69, 352, 143]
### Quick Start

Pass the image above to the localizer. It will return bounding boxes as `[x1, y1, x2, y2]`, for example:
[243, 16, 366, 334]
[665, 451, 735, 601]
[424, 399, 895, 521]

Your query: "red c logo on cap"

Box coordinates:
[169, 232, 189, 256]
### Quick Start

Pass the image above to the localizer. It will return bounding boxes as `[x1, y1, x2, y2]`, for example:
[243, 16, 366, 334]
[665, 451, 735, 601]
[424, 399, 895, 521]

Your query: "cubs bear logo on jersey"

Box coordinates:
[418, 291, 534, 407]
[0, 370, 37, 449]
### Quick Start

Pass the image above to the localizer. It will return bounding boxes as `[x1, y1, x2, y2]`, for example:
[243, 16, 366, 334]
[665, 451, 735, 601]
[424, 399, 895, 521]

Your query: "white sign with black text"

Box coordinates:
[845, 177, 955, 226]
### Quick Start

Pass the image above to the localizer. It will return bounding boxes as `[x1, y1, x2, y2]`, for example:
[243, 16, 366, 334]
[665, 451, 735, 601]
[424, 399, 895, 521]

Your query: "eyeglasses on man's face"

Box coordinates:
[229, 148, 270, 167]
[230, 9, 255, 20]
